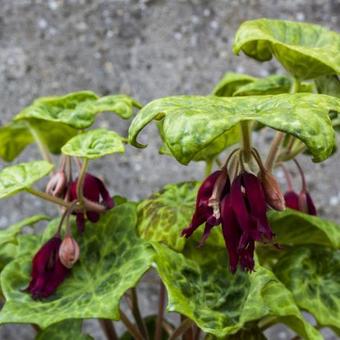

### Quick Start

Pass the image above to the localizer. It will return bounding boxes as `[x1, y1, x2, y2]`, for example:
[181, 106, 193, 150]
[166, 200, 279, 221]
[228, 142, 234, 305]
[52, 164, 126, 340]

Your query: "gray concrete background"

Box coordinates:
[0, 0, 339, 339]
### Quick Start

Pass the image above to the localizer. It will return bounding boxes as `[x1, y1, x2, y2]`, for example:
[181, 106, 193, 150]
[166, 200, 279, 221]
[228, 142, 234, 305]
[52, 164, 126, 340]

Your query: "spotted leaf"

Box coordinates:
[61, 128, 125, 159]
[233, 19, 340, 80]
[0, 203, 155, 328]
[274, 246, 340, 333]
[153, 242, 321, 339]
[129, 94, 339, 164]
[0, 161, 53, 199]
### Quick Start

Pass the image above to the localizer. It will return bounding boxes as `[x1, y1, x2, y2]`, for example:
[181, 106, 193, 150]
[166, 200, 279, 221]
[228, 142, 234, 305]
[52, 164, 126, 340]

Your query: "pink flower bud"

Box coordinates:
[58, 236, 80, 269]
[46, 171, 67, 198]
[259, 170, 286, 211]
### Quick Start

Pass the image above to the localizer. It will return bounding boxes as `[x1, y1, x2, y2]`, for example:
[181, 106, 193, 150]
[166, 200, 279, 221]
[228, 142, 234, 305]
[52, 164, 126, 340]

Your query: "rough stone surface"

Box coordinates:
[0, 0, 339, 339]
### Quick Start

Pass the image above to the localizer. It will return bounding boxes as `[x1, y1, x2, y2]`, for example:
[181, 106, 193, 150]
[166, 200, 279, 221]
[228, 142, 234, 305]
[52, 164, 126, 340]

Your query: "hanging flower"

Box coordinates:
[182, 148, 285, 273]
[26, 235, 69, 299]
[69, 173, 114, 232]
[282, 160, 317, 215]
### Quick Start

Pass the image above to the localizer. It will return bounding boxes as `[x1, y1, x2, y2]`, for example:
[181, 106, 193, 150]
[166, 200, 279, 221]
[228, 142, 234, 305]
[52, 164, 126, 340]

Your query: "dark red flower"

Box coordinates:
[182, 169, 276, 273]
[181, 170, 229, 245]
[26, 236, 69, 299]
[69, 173, 114, 232]
[282, 160, 317, 215]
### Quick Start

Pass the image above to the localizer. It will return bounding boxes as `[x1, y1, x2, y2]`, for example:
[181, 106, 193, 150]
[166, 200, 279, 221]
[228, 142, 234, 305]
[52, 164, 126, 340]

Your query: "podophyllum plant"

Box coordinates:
[0, 18, 339, 340]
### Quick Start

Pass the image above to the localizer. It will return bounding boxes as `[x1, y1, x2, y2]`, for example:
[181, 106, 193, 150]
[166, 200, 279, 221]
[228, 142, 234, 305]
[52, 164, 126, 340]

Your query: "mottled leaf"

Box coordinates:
[138, 182, 225, 252]
[0, 161, 53, 199]
[212, 73, 256, 97]
[0, 215, 50, 247]
[0, 203, 154, 328]
[0, 119, 77, 162]
[129, 94, 339, 164]
[233, 75, 291, 96]
[159, 123, 240, 162]
[15, 91, 139, 129]
[36, 320, 93, 340]
[137, 182, 198, 251]
[274, 246, 340, 332]
[233, 19, 340, 80]
[268, 209, 340, 249]
[153, 242, 321, 339]
[0, 121, 34, 162]
[61, 128, 125, 159]
[28, 119, 78, 154]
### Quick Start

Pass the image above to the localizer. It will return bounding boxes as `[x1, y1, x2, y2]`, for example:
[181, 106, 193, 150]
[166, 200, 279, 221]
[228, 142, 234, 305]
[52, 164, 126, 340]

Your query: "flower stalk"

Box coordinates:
[240, 121, 252, 163]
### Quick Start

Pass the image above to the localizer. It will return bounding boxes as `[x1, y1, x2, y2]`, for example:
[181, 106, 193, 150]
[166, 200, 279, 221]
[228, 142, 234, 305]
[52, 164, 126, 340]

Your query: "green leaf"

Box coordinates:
[61, 128, 125, 159]
[268, 209, 340, 249]
[129, 94, 339, 164]
[0, 203, 155, 328]
[315, 75, 340, 98]
[274, 246, 340, 332]
[137, 182, 199, 251]
[233, 19, 340, 80]
[0, 161, 53, 199]
[0, 215, 50, 247]
[233, 75, 291, 96]
[36, 320, 93, 340]
[153, 242, 321, 339]
[0, 121, 34, 162]
[28, 119, 78, 154]
[137, 182, 225, 252]
[0, 119, 77, 162]
[212, 73, 256, 97]
[158, 122, 240, 162]
[15, 91, 139, 129]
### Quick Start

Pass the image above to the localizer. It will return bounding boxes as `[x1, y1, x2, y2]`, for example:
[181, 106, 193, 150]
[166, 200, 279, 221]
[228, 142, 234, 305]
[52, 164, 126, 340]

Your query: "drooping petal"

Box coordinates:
[299, 191, 317, 215]
[239, 241, 255, 272]
[86, 211, 100, 223]
[95, 177, 114, 209]
[41, 259, 70, 298]
[181, 171, 223, 238]
[197, 222, 216, 247]
[242, 172, 273, 240]
[221, 196, 242, 273]
[230, 175, 259, 242]
[76, 213, 86, 233]
[284, 191, 300, 210]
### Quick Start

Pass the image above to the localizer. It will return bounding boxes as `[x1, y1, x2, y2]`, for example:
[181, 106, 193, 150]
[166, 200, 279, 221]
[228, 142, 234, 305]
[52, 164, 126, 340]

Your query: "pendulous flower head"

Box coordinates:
[182, 149, 284, 273]
[69, 173, 114, 232]
[282, 160, 317, 216]
[26, 235, 69, 299]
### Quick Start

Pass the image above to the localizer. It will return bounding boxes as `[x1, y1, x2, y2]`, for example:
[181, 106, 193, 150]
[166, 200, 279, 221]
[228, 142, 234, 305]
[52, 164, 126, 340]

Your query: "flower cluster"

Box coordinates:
[26, 168, 114, 299]
[182, 150, 286, 273]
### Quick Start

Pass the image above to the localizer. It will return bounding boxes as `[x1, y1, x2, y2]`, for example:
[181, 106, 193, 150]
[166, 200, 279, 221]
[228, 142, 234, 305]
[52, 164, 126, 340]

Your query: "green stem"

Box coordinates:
[26, 187, 71, 208]
[155, 281, 166, 340]
[204, 159, 213, 177]
[99, 319, 118, 340]
[130, 288, 149, 340]
[169, 319, 194, 340]
[76, 158, 89, 203]
[240, 121, 252, 163]
[27, 123, 53, 164]
[264, 132, 285, 171]
[265, 77, 302, 170]
[120, 310, 144, 340]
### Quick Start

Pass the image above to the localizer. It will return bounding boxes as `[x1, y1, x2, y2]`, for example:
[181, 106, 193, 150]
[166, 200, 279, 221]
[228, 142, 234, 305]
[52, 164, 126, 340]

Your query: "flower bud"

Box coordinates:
[46, 171, 67, 198]
[58, 236, 80, 269]
[259, 170, 286, 211]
